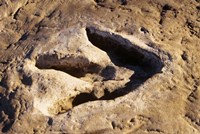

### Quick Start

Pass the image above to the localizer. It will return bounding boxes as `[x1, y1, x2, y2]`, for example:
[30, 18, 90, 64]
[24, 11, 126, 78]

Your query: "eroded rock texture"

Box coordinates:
[0, 0, 199, 133]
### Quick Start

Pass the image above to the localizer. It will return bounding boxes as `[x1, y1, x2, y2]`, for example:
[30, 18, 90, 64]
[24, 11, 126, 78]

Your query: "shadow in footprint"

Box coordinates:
[72, 27, 164, 106]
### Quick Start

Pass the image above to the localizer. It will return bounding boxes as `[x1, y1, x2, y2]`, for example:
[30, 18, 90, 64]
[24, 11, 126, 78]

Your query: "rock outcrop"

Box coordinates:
[0, 0, 199, 133]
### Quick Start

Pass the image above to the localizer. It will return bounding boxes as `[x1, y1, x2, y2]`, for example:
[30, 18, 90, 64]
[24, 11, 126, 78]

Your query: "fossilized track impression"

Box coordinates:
[27, 27, 164, 115]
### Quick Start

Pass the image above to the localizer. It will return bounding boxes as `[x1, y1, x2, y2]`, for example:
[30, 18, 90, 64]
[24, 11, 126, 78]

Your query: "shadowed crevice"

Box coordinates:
[35, 54, 102, 78]
[71, 27, 164, 106]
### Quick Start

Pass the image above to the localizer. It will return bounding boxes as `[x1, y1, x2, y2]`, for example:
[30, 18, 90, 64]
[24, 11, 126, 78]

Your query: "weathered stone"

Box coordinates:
[0, 0, 199, 133]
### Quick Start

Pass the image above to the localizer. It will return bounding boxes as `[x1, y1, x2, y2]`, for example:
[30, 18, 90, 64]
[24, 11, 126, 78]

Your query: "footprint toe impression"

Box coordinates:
[24, 26, 164, 115]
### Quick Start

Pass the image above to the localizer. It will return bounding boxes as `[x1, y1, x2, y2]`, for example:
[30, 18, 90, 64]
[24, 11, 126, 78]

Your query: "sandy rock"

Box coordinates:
[22, 59, 93, 115]
[0, 0, 199, 133]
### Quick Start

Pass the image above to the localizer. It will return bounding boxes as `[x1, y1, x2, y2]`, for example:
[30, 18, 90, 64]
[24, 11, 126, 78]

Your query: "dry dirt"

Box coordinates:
[0, 0, 200, 133]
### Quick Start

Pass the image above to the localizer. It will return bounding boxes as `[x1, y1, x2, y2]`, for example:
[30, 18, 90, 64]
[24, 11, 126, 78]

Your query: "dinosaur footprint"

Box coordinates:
[21, 26, 164, 115]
